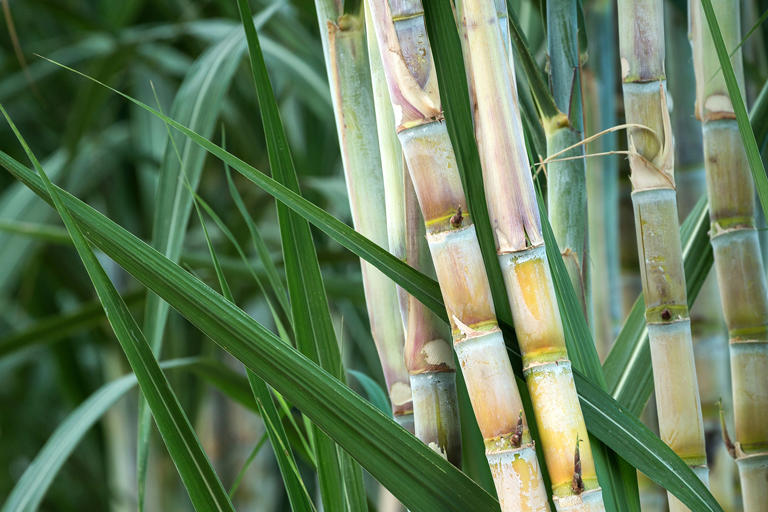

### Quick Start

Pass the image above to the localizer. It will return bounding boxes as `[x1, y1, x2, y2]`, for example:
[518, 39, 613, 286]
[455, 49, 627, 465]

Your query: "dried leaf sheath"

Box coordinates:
[456, 1, 603, 509]
[617, 0, 708, 510]
[690, 1, 768, 510]
[313, 2, 412, 418]
[368, 0, 549, 509]
[365, 4, 461, 465]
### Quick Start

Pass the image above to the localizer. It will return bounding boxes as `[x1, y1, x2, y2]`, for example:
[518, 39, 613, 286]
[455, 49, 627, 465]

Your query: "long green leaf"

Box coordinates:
[235, 2, 363, 509]
[1, 106, 235, 512]
[135, 10, 278, 503]
[174, 102, 315, 511]
[1, 356, 268, 512]
[1, 358, 192, 512]
[0, 154, 499, 512]
[39, 57, 445, 323]
[700, 0, 768, 220]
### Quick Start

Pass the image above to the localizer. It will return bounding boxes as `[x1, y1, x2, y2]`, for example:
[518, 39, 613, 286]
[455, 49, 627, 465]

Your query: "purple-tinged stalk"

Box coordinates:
[368, 0, 549, 509]
[456, 1, 604, 510]
[617, 0, 709, 510]
[364, 3, 461, 465]
[690, 1, 768, 510]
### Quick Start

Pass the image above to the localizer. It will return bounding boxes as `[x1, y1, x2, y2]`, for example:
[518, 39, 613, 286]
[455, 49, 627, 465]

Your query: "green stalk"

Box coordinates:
[546, 0, 589, 313]
[313, 0, 412, 422]
[666, 5, 737, 509]
[457, 1, 604, 509]
[368, 1, 549, 509]
[617, 0, 709, 510]
[365, 2, 461, 465]
[690, 1, 768, 510]
[583, 0, 621, 359]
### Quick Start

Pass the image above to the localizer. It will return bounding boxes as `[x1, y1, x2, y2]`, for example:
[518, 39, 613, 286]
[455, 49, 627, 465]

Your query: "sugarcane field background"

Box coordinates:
[1, 0, 768, 510]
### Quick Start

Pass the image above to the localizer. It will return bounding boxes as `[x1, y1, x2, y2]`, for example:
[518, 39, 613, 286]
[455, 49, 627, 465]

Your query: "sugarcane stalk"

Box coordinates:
[456, 1, 603, 510]
[583, 0, 621, 359]
[364, 3, 461, 465]
[690, 2, 768, 510]
[545, 0, 589, 313]
[666, 5, 738, 509]
[313, 1, 413, 423]
[367, 1, 550, 509]
[617, 1, 709, 510]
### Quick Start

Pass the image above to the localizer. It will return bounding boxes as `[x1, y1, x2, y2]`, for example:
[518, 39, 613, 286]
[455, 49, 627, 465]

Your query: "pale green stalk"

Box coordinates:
[690, 1, 768, 510]
[365, 2, 461, 465]
[666, 5, 737, 509]
[313, 0, 412, 421]
[584, 0, 621, 359]
[546, 0, 589, 313]
[368, 1, 550, 509]
[617, 1, 709, 510]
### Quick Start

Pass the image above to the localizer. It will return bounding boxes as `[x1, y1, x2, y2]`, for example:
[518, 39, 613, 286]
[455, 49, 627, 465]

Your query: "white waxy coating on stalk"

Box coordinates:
[646, 321, 705, 462]
[454, 331, 524, 439]
[410, 372, 461, 462]
[488, 447, 550, 512]
[735, 455, 768, 511]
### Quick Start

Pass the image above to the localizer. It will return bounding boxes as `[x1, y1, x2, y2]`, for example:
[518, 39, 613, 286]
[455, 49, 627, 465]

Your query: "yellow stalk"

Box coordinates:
[367, 1, 550, 509]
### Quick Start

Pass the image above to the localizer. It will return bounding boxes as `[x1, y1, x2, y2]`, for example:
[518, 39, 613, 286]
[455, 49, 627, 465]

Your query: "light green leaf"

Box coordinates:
[1, 106, 235, 512]
[0, 152, 500, 512]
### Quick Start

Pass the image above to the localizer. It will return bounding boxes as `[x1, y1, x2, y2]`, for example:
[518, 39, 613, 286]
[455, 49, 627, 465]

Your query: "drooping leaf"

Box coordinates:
[0, 152, 500, 512]
[1, 106, 235, 512]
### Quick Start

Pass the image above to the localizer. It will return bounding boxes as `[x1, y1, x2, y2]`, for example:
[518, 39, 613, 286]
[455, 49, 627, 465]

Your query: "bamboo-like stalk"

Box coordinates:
[666, 6, 738, 509]
[367, 1, 549, 509]
[456, 1, 603, 510]
[690, 2, 768, 510]
[617, 1, 708, 510]
[583, 0, 621, 359]
[364, 3, 461, 465]
[545, 0, 589, 313]
[313, 1, 413, 423]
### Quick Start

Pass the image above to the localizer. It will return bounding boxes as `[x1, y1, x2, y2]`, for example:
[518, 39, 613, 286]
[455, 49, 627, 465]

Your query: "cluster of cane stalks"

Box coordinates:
[315, 0, 766, 511]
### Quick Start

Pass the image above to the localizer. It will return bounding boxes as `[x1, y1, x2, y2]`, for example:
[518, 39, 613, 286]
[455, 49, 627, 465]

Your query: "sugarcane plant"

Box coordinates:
[456, 0, 604, 510]
[617, 0, 708, 510]
[690, 0, 768, 509]
[5, 0, 768, 510]
[367, 0, 551, 509]
[365, 2, 462, 465]
[666, 4, 737, 508]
